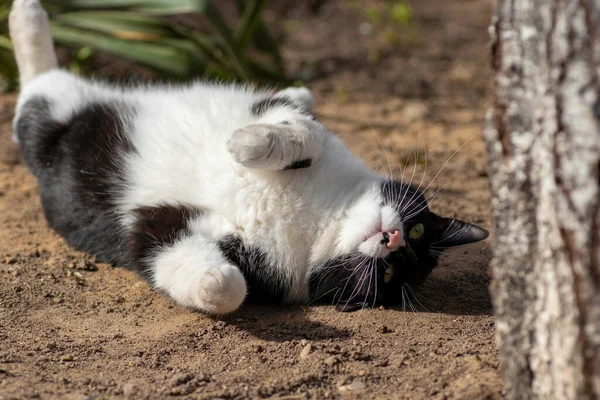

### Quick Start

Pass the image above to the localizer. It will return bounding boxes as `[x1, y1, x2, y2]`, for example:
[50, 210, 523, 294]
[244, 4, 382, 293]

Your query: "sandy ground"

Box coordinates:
[0, 0, 502, 399]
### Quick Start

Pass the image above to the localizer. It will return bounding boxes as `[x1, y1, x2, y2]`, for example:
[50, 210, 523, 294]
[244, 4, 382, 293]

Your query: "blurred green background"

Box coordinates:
[0, 0, 413, 91]
[0, 0, 290, 91]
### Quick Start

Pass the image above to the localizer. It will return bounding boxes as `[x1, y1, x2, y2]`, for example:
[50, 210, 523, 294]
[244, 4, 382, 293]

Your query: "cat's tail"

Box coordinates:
[9, 0, 58, 87]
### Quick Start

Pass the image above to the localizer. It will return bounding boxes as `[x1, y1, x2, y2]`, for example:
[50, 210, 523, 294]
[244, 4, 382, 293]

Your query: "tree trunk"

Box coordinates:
[485, 0, 600, 399]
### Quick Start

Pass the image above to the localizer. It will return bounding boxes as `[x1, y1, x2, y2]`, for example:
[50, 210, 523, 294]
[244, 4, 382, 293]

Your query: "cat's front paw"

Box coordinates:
[155, 259, 247, 314]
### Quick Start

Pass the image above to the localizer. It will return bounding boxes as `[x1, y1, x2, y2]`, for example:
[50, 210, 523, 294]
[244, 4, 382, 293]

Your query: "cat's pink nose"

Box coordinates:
[386, 230, 404, 250]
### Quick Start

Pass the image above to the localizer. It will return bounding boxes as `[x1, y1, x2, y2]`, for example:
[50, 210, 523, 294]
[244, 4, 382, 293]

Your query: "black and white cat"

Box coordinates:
[9, 0, 488, 314]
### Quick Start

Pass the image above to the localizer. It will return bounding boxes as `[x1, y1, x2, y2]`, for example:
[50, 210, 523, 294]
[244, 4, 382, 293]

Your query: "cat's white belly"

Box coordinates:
[111, 86, 377, 304]
[120, 102, 319, 302]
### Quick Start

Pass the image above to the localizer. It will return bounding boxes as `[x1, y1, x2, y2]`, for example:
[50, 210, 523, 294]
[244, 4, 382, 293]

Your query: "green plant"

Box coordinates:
[0, 0, 288, 91]
[0, 1, 17, 91]
[348, 0, 416, 51]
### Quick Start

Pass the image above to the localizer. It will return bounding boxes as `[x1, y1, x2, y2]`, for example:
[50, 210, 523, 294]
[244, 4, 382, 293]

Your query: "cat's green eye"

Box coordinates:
[408, 223, 425, 240]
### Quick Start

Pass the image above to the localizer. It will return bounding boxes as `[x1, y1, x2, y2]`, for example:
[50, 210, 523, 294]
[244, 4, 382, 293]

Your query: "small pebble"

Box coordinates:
[325, 355, 340, 366]
[122, 382, 137, 397]
[378, 325, 393, 334]
[300, 343, 312, 359]
[338, 380, 365, 392]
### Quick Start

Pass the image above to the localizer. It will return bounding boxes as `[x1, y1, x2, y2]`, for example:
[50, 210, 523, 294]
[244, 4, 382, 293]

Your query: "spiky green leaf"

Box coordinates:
[53, 0, 210, 15]
[51, 23, 204, 77]
[0, 47, 18, 91]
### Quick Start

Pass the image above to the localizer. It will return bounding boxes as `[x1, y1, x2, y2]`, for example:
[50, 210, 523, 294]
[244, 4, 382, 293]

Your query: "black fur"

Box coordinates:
[15, 97, 135, 265]
[130, 205, 202, 275]
[310, 180, 488, 311]
[15, 97, 64, 172]
[218, 235, 286, 304]
[283, 158, 312, 170]
[251, 96, 312, 118]
[309, 254, 381, 311]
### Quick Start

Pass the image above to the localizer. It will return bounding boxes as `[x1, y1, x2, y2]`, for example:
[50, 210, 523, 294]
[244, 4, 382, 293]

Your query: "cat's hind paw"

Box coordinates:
[275, 87, 314, 111]
[228, 122, 323, 171]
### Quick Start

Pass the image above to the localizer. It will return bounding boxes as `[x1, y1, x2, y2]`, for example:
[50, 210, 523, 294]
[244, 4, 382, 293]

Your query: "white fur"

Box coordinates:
[153, 215, 246, 314]
[227, 120, 326, 170]
[11, 0, 408, 313]
[275, 87, 314, 110]
[9, 0, 57, 86]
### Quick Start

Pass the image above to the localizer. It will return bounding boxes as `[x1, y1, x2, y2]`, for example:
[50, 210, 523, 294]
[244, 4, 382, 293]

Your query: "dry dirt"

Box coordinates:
[0, 1, 502, 399]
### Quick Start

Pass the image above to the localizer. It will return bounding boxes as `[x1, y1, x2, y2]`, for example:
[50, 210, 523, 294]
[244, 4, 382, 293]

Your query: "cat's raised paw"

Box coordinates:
[227, 124, 278, 169]
[275, 87, 314, 110]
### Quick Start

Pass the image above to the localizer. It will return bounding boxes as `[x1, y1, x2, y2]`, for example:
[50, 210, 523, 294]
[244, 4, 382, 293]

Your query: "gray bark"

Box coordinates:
[485, 0, 600, 399]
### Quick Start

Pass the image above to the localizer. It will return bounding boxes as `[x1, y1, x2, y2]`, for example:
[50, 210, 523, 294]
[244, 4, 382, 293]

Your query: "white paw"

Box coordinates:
[227, 124, 278, 169]
[156, 260, 247, 314]
[193, 264, 247, 314]
[276, 87, 314, 110]
[9, 0, 57, 85]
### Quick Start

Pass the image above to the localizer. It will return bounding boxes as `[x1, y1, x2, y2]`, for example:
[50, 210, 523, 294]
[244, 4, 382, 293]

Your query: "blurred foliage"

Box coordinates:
[0, 2, 17, 91]
[349, 0, 417, 60]
[0, 0, 288, 91]
[350, 0, 412, 27]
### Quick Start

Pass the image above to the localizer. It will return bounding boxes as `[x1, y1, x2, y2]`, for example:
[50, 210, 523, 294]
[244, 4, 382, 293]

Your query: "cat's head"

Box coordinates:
[310, 179, 488, 312]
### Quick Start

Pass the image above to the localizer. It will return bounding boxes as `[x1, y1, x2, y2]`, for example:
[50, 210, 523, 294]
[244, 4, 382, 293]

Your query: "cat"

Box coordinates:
[9, 0, 488, 314]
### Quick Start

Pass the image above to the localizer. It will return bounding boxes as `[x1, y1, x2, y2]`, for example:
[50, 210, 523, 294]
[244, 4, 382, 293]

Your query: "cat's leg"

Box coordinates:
[13, 70, 86, 147]
[228, 85, 325, 171]
[227, 118, 329, 171]
[10, 0, 72, 144]
[9, 0, 58, 86]
[131, 206, 247, 314]
[153, 235, 247, 314]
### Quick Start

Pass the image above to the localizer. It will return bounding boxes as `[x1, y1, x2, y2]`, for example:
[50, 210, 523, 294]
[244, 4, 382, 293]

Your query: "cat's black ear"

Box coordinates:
[431, 214, 489, 248]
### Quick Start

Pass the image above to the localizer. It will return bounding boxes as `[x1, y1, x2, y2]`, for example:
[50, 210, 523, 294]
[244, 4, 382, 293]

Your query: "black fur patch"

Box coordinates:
[218, 235, 286, 304]
[15, 97, 135, 266]
[15, 97, 66, 173]
[309, 254, 381, 311]
[251, 96, 313, 118]
[130, 205, 201, 275]
[283, 158, 312, 170]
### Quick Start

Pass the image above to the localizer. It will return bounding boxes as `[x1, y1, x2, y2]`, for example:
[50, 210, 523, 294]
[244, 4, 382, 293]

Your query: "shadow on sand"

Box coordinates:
[222, 243, 492, 342]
